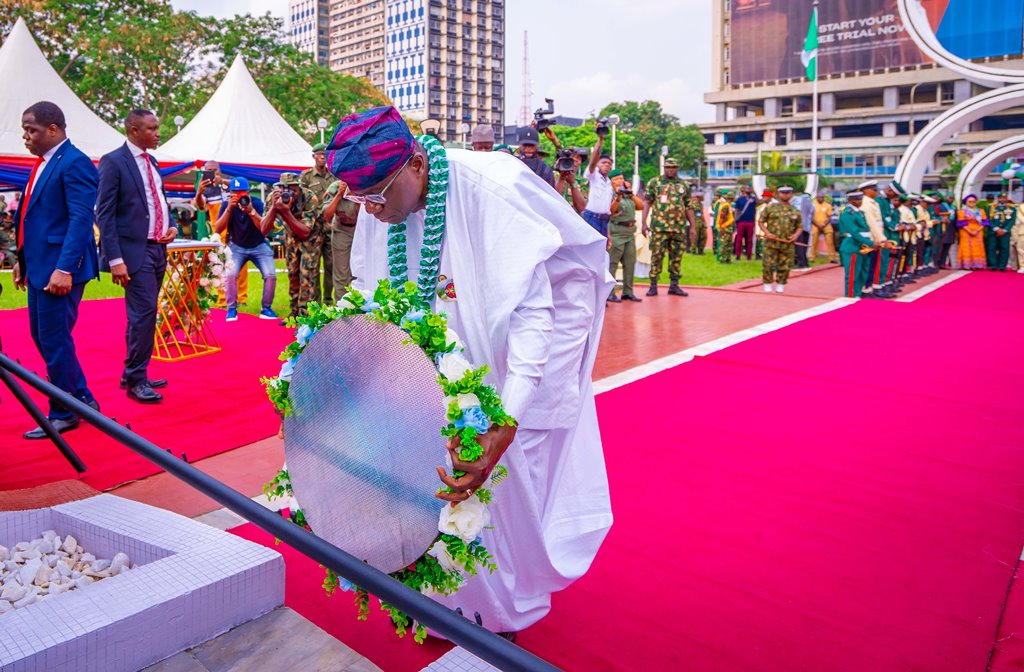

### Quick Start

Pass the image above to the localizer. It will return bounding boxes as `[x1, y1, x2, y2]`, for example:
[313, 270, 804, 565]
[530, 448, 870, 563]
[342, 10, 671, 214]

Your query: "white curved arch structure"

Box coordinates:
[954, 135, 1024, 202]
[897, 0, 1024, 87]
[894, 0, 1024, 193]
[895, 85, 1024, 192]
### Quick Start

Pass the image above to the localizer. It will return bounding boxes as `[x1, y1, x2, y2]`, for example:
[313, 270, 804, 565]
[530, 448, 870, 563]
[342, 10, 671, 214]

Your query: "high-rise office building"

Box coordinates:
[327, 1, 386, 89]
[288, 0, 330, 66]
[701, 0, 1024, 191]
[387, 0, 506, 141]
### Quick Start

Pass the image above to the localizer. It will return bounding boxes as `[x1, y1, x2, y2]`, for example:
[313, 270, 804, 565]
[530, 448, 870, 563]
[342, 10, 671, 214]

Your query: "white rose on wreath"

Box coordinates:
[438, 495, 490, 543]
[436, 352, 473, 382]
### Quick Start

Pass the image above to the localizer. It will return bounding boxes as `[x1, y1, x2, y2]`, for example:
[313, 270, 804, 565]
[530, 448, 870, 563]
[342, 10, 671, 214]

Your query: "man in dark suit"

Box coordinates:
[12, 101, 99, 439]
[97, 110, 177, 404]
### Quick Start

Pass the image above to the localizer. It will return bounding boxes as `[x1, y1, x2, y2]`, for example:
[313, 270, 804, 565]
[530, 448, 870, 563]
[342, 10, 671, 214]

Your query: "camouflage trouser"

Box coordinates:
[286, 230, 324, 317]
[762, 240, 795, 284]
[317, 218, 334, 302]
[690, 222, 707, 254]
[716, 224, 735, 263]
[649, 230, 687, 283]
[755, 237, 764, 260]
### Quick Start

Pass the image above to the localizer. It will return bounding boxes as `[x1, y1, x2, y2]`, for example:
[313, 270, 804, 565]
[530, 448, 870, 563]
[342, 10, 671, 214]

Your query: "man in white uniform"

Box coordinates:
[325, 106, 613, 635]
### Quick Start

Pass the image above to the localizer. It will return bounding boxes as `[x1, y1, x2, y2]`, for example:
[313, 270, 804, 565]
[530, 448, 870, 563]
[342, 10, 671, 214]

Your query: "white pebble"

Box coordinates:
[0, 533, 130, 614]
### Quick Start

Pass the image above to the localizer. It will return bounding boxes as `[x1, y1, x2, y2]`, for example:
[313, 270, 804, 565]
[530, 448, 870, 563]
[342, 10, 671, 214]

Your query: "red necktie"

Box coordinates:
[141, 152, 165, 240]
[17, 157, 45, 251]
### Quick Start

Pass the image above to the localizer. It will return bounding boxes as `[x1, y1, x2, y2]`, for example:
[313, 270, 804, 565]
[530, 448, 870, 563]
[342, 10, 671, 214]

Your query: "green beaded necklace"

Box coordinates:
[386, 135, 448, 306]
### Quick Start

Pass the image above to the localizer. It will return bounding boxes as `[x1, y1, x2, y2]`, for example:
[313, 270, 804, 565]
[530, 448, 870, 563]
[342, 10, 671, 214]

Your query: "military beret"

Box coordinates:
[312, 142, 328, 153]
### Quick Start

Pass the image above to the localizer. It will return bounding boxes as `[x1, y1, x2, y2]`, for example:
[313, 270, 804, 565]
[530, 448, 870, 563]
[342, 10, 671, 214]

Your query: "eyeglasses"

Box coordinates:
[343, 153, 414, 206]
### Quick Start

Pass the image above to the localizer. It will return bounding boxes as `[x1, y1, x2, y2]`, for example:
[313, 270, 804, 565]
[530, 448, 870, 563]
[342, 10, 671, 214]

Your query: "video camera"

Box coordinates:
[554, 149, 576, 173]
[595, 118, 610, 138]
[533, 97, 556, 132]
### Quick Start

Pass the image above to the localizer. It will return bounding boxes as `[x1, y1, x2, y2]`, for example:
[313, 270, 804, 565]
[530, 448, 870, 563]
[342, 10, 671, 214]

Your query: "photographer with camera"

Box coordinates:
[554, 146, 586, 214]
[581, 121, 615, 238]
[517, 127, 556, 188]
[214, 177, 276, 322]
[262, 172, 316, 320]
[195, 161, 249, 306]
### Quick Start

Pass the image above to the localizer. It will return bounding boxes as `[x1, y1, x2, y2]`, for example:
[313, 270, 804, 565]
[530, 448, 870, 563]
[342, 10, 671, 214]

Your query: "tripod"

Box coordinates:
[0, 334, 87, 474]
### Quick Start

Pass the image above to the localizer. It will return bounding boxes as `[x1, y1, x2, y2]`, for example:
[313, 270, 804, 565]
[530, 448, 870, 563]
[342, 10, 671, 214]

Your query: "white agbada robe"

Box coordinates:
[351, 148, 614, 632]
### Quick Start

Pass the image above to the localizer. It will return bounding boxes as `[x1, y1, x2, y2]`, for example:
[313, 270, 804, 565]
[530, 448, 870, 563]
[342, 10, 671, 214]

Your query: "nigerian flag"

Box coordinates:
[801, 7, 818, 81]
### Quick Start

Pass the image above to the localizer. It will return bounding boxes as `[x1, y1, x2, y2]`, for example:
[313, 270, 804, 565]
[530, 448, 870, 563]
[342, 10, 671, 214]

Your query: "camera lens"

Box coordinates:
[239, 195, 251, 208]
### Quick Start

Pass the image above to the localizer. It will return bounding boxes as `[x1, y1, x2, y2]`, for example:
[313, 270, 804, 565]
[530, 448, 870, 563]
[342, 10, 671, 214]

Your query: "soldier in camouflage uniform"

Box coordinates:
[641, 158, 693, 297]
[0, 211, 16, 268]
[757, 185, 802, 293]
[269, 172, 321, 318]
[299, 143, 337, 302]
[714, 189, 735, 264]
[689, 191, 707, 254]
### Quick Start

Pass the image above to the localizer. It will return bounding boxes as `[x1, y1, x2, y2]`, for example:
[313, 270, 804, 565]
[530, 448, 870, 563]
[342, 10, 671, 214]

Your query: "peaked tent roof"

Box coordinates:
[0, 18, 125, 159]
[160, 55, 313, 168]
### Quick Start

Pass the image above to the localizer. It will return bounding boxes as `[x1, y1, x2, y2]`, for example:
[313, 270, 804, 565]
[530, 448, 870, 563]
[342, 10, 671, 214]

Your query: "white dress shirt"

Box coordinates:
[109, 142, 172, 267]
[584, 168, 613, 215]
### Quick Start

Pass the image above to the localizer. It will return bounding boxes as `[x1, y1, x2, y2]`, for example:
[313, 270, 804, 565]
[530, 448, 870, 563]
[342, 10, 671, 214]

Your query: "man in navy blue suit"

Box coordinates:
[12, 101, 99, 439]
[97, 110, 177, 404]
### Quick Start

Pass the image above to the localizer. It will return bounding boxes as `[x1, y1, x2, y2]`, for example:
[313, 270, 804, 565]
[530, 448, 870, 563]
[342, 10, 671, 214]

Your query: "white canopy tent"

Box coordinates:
[0, 18, 125, 159]
[160, 55, 313, 168]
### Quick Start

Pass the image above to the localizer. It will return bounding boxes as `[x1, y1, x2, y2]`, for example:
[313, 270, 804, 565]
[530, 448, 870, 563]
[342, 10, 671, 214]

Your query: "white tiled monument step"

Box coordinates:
[0, 494, 284, 672]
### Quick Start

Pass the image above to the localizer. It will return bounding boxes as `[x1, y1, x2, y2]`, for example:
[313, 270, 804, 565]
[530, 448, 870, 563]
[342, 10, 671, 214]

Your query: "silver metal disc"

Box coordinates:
[284, 317, 447, 573]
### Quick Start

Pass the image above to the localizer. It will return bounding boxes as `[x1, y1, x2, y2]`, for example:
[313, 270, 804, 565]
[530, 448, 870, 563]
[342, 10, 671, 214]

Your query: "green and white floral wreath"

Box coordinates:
[262, 136, 515, 643]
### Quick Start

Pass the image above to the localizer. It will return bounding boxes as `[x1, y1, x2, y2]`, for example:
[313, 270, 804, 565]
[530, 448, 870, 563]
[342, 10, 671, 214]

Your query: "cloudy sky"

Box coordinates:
[171, 0, 714, 124]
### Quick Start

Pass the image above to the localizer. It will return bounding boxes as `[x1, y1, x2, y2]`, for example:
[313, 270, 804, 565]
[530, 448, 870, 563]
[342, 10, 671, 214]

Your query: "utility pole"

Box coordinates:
[518, 31, 532, 127]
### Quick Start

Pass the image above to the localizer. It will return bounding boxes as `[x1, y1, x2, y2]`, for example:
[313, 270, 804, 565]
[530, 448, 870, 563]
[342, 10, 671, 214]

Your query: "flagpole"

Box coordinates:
[810, 0, 819, 183]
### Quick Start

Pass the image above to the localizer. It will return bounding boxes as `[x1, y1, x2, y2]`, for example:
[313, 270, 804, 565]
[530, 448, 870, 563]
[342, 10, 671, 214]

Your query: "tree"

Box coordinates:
[0, 2, 390, 142]
[1, 0, 209, 132]
[736, 151, 807, 191]
[536, 125, 636, 175]
[598, 100, 705, 182]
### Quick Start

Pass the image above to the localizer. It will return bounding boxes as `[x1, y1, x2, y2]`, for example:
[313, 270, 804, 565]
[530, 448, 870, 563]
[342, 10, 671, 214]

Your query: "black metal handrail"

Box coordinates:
[0, 352, 560, 672]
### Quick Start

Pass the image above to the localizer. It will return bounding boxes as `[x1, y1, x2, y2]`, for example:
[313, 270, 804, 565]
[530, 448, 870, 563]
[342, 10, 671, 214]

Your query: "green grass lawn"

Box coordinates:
[0, 260, 297, 316]
[1, 250, 788, 312]
[647, 250, 765, 287]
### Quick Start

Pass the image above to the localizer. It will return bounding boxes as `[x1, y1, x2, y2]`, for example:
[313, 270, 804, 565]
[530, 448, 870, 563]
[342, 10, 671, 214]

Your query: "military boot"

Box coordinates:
[645, 277, 658, 296]
[668, 284, 688, 297]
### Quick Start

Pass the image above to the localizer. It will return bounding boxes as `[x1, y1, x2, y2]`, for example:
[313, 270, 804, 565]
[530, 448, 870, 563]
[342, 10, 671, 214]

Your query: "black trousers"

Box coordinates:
[123, 243, 166, 388]
[794, 230, 810, 267]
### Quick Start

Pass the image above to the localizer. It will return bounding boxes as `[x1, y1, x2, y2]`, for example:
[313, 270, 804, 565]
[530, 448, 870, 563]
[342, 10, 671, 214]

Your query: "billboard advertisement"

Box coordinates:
[730, 0, 1024, 86]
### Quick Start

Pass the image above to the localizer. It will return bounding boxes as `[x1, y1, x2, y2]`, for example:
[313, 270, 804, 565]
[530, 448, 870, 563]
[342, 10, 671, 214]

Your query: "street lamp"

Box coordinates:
[660, 144, 669, 174]
[174, 115, 184, 134]
[459, 122, 471, 150]
[608, 114, 620, 167]
[317, 118, 328, 144]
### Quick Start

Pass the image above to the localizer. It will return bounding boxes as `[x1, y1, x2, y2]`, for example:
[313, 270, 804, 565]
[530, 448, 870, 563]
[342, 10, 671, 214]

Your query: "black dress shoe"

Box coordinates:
[120, 378, 167, 390]
[128, 383, 163, 404]
[24, 418, 79, 440]
[606, 294, 622, 303]
[623, 293, 643, 302]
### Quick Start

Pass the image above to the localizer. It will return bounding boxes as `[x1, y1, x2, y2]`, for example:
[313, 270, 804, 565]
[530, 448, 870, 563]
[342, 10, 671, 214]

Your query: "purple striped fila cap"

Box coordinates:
[326, 106, 415, 191]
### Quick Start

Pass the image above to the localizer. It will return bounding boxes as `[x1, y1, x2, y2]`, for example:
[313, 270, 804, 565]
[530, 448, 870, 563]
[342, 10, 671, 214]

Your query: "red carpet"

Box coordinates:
[234, 272, 1024, 671]
[0, 299, 293, 491]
